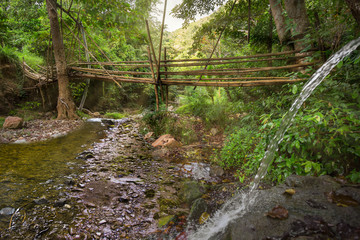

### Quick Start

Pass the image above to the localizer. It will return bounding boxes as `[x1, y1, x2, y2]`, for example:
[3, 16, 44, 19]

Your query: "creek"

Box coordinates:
[0, 122, 106, 230]
[189, 37, 360, 239]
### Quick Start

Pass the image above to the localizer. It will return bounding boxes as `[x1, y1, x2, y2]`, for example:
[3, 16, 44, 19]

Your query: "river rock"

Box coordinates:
[179, 181, 206, 205]
[210, 165, 224, 177]
[0, 207, 15, 216]
[0, 136, 9, 143]
[212, 175, 360, 240]
[3, 116, 23, 129]
[188, 198, 208, 224]
[152, 134, 182, 148]
[34, 197, 49, 205]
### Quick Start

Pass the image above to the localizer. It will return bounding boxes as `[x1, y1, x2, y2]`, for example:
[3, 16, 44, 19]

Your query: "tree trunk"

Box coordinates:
[345, 0, 360, 27]
[269, 0, 290, 44]
[284, 0, 310, 51]
[46, 0, 78, 119]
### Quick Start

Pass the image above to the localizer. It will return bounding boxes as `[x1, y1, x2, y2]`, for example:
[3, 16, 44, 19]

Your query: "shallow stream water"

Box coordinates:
[0, 122, 106, 229]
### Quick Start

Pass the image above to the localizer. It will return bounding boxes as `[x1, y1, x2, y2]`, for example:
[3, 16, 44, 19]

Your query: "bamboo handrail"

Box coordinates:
[161, 62, 316, 76]
[69, 67, 152, 75]
[161, 78, 307, 87]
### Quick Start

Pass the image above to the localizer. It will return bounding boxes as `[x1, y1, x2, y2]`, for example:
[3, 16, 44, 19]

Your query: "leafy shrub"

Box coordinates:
[217, 75, 360, 184]
[141, 110, 198, 144]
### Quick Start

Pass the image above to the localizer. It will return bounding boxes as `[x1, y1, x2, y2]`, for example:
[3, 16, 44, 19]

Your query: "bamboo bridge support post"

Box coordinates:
[147, 47, 159, 111]
[164, 47, 169, 110]
[78, 23, 90, 111]
[157, 0, 167, 103]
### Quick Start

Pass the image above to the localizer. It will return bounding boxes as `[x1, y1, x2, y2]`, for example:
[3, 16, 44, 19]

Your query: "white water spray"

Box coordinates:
[189, 37, 360, 240]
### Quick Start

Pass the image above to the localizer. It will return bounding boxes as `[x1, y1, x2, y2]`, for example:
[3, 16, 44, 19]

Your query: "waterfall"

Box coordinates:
[188, 37, 360, 240]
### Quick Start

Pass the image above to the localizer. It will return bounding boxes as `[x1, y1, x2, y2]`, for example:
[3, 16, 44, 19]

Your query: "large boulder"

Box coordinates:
[152, 134, 181, 148]
[3, 116, 23, 129]
[207, 175, 360, 240]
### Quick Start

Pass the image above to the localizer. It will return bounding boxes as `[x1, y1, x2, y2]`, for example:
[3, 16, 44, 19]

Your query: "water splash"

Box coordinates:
[188, 37, 360, 240]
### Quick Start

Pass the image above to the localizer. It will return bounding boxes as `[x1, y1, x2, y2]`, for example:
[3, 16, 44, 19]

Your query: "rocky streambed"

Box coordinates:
[0, 117, 238, 239]
[1, 117, 359, 240]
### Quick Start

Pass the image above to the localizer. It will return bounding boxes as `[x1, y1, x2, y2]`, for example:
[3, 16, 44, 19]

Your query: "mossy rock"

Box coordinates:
[179, 181, 206, 205]
[158, 215, 175, 228]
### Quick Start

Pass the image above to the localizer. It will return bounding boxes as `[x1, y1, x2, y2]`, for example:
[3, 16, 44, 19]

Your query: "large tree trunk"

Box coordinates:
[284, 0, 310, 51]
[46, 0, 78, 119]
[345, 0, 360, 27]
[269, 0, 290, 45]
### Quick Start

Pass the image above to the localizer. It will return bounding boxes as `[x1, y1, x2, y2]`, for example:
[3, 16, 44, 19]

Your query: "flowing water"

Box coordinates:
[189, 37, 360, 240]
[0, 122, 106, 229]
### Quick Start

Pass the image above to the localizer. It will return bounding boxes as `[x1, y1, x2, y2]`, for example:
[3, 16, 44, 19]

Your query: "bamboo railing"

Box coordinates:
[68, 48, 316, 87]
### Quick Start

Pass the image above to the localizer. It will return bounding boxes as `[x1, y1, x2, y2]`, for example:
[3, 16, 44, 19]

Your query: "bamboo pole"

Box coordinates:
[78, 23, 90, 110]
[162, 78, 306, 87]
[145, 20, 158, 66]
[69, 67, 152, 76]
[162, 62, 316, 76]
[70, 73, 153, 84]
[164, 47, 168, 110]
[157, 0, 167, 103]
[147, 47, 159, 111]
[159, 48, 316, 63]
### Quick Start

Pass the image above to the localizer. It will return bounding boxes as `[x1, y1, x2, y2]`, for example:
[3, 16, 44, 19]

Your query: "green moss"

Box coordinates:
[104, 112, 126, 119]
[158, 215, 175, 228]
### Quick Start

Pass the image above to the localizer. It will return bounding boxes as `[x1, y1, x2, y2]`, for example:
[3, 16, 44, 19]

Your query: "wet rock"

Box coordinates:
[214, 175, 360, 240]
[0, 136, 9, 143]
[144, 132, 154, 140]
[145, 189, 155, 198]
[3, 116, 23, 129]
[179, 181, 206, 205]
[0, 207, 15, 216]
[54, 198, 67, 207]
[188, 198, 208, 224]
[210, 165, 224, 177]
[34, 197, 48, 205]
[152, 134, 182, 148]
[14, 138, 27, 144]
[101, 119, 115, 125]
[210, 128, 218, 136]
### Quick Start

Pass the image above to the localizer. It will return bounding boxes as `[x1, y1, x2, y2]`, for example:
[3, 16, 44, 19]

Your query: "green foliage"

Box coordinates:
[19, 101, 40, 110]
[104, 112, 126, 119]
[76, 110, 90, 119]
[176, 87, 232, 129]
[69, 82, 87, 103]
[346, 170, 360, 183]
[217, 60, 360, 183]
[0, 117, 5, 128]
[141, 109, 198, 144]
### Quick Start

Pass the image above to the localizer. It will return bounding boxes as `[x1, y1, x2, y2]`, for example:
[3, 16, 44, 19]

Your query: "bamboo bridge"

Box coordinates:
[24, 48, 316, 88]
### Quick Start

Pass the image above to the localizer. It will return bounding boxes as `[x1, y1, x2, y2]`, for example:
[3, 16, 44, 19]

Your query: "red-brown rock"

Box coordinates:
[152, 134, 181, 148]
[3, 116, 24, 129]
